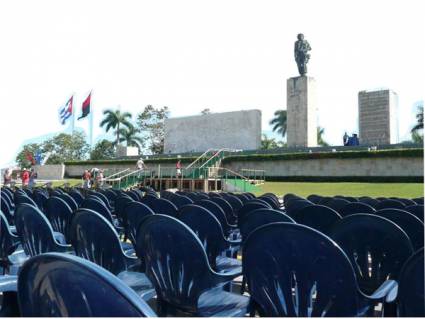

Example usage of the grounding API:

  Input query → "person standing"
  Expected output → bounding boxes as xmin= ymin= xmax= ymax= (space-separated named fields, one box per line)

xmin=343 ymin=132 xmax=349 ymax=146
xmin=82 ymin=170 xmax=91 ymax=189
xmin=176 ymin=159 xmax=182 ymax=177
xmin=28 ymin=168 xmax=37 ymax=189
xmin=21 ymin=168 xmax=30 ymax=187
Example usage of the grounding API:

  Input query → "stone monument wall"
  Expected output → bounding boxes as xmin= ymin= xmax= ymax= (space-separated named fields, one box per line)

xmin=164 ymin=110 xmax=261 ymax=153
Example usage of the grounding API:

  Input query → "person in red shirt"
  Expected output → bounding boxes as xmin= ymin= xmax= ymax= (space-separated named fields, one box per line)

xmin=82 ymin=170 xmax=91 ymax=189
xmin=21 ymin=168 xmax=30 ymax=187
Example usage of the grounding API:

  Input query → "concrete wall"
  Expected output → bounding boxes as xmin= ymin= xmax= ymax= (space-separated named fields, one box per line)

xmin=223 ymin=157 xmax=423 ymax=177
xmin=359 ymin=89 xmax=399 ymax=145
xmin=164 ymin=110 xmax=261 ymax=153
xmin=34 ymin=164 xmax=65 ymax=180
xmin=66 ymin=163 xmax=176 ymax=178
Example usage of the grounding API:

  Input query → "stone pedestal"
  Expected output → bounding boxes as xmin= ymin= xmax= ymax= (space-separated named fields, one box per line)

xmin=286 ymin=76 xmax=317 ymax=147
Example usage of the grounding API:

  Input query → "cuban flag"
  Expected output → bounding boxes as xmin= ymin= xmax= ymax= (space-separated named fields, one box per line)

xmin=59 ymin=96 xmax=73 ymax=125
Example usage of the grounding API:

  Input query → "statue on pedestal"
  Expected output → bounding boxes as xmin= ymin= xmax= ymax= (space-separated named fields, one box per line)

xmin=294 ymin=33 xmax=311 ymax=76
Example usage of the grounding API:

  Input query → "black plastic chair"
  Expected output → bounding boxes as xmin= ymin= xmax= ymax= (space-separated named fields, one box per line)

xmin=292 ymin=205 xmax=342 ymax=235
xmin=14 ymin=204 xmax=72 ymax=257
xmin=243 ymin=222 xmax=398 ymax=316
xmin=240 ymin=208 xmax=294 ymax=240
xmin=258 ymin=195 xmax=280 ymax=209
xmin=404 ymin=204 xmax=424 ymax=222
xmin=237 ymin=202 xmax=270 ymax=227
xmin=285 ymin=199 xmax=314 ymax=217
xmin=81 ymin=197 xmax=120 ymax=228
xmin=179 ymin=205 xmax=241 ymax=274
xmin=358 ymin=197 xmax=380 ymax=208
xmin=339 ymin=202 xmax=376 ymax=217
xmin=68 ymin=190 xmax=84 ymax=207
xmin=89 ymin=191 xmax=113 ymax=210
xmin=325 ymin=198 xmax=350 ymax=213
xmin=222 ymin=194 xmax=244 ymax=215
xmin=148 ymin=198 xmax=178 ymax=217
xmin=0 ymin=212 xmax=26 ymax=275
xmin=375 ymin=208 xmax=424 ymax=250
xmin=168 ymin=194 xmax=193 ymax=209
xmin=141 ymin=194 xmax=162 ymax=207
xmin=196 ymin=199 xmax=237 ymax=238
xmin=376 ymin=199 xmax=406 ymax=210
xmin=209 ymin=197 xmax=236 ymax=224
xmin=17 ymin=253 xmax=157 ymax=316
xmin=306 ymin=194 xmax=322 ymax=204
xmin=329 ymin=214 xmax=414 ymax=295
xmin=123 ymin=201 xmax=155 ymax=248
xmin=397 ymin=248 xmax=424 ymax=316
xmin=412 ymin=197 xmax=424 ymax=205
xmin=68 ymin=209 xmax=154 ymax=301
xmin=136 ymin=214 xmax=249 ymax=316
xmin=1 ymin=195 xmax=14 ymax=225
xmin=45 ymin=196 xmax=73 ymax=241
xmin=57 ymin=193 xmax=78 ymax=212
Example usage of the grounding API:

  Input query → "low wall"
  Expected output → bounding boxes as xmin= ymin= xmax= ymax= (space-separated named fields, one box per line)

xmin=222 ymin=157 xmax=423 ymax=179
xmin=34 ymin=164 xmax=65 ymax=180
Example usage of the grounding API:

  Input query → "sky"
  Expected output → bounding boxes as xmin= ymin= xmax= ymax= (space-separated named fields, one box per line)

xmin=0 ymin=0 xmax=424 ymax=167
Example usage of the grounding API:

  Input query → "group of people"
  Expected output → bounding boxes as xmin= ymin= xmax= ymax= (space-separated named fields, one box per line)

xmin=82 ymin=168 xmax=105 ymax=189
xmin=2 ymin=167 xmax=37 ymax=188
xmin=136 ymin=157 xmax=182 ymax=177
xmin=343 ymin=132 xmax=360 ymax=146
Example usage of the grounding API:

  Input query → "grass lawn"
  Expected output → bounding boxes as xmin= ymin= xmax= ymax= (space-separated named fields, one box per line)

xmin=34 ymin=179 xmax=82 ymax=188
xmin=254 ymin=182 xmax=424 ymax=199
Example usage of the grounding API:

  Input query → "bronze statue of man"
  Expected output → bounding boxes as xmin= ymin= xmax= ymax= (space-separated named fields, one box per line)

xmin=294 ymin=33 xmax=311 ymax=76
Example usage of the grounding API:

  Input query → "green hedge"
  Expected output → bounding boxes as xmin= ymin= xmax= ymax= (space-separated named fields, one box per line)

xmin=222 ymin=148 xmax=423 ymax=163
xmin=264 ymin=176 xmax=424 ymax=183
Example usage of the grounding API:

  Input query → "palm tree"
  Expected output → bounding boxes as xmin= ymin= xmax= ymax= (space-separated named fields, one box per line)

xmin=118 ymin=125 xmax=145 ymax=150
xmin=317 ymin=126 xmax=329 ymax=146
xmin=411 ymin=105 xmax=423 ymax=133
xmin=269 ymin=110 xmax=287 ymax=139
xmin=99 ymin=109 xmax=133 ymax=146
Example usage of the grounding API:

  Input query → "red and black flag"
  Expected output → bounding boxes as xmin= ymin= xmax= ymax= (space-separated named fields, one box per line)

xmin=78 ymin=92 xmax=91 ymax=120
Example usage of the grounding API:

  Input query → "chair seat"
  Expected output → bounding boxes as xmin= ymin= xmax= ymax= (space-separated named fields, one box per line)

xmin=7 ymin=249 xmax=29 ymax=275
xmin=117 ymin=271 xmax=155 ymax=301
xmin=53 ymin=231 xmax=66 ymax=245
xmin=215 ymin=256 xmax=242 ymax=275
xmin=197 ymin=286 xmax=249 ymax=317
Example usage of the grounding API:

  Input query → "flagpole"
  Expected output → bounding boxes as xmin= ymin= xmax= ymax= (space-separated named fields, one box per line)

xmin=89 ymin=91 xmax=94 ymax=147
xmin=71 ymin=94 xmax=75 ymax=134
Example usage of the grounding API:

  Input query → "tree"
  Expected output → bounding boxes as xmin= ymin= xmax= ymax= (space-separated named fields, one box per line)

xmin=269 ymin=110 xmax=287 ymax=139
xmin=90 ymin=139 xmax=116 ymax=160
xmin=118 ymin=125 xmax=144 ymax=150
xmin=201 ymin=108 xmax=211 ymax=115
xmin=42 ymin=131 xmax=90 ymax=164
xmin=99 ymin=109 xmax=133 ymax=146
xmin=411 ymin=104 xmax=423 ymax=133
xmin=411 ymin=131 xmax=424 ymax=144
xmin=15 ymin=143 xmax=42 ymax=168
xmin=317 ymin=126 xmax=329 ymax=146
xmin=136 ymin=105 xmax=169 ymax=154
xmin=261 ymin=134 xmax=285 ymax=150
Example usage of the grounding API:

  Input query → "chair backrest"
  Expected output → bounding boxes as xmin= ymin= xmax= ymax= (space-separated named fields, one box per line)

xmin=141 ymin=194 xmax=162 ymax=207
xmin=178 ymin=204 xmax=227 ymax=268
xmin=394 ymin=198 xmax=416 ymax=206
xmin=397 ymin=248 xmax=425 ymax=316
xmin=57 ymin=193 xmax=78 ymax=211
xmin=45 ymin=196 xmax=73 ymax=237
xmin=89 ymin=192 xmax=112 ymax=209
xmin=69 ymin=209 xmax=128 ymax=275
xmin=1 ymin=194 xmax=14 ymax=224
xmin=136 ymin=214 xmax=218 ymax=313
xmin=325 ymin=198 xmax=350 ymax=213
xmin=0 ymin=211 xmax=19 ymax=262
xmin=126 ymin=190 xmax=141 ymax=201
xmin=15 ymin=195 xmax=37 ymax=208
xmin=68 ymin=190 xmax=84 ymax=207
xmin=293 ymin=205 xmax=342 ymax=235
xmin=240 ymin=209 xmax=295 ymax=239
xmin=208 ymin=197 xmax=236 ymax=224
xmin=124 ymin=201 xmax=155 ymax=248
xmin=148 ymin=198 xmax=178 ymax=217
xmin=358 ymin=197 xmax=380 ymax=208
xmin=404 ymin=205 xmax=424 ymax=222
xmin=221 ymin=194 xmax=244 ymax=214
xmin=243 ymin=223 xmax=362 ymax=316
xmin=238 ymin=202 xmax=270 ymax=226
xmin=17 ymin=253 xmax=156 ymax=317
xmin=339 ymin=202 xmax=375 ymax=217
xmin=283 ymin=193 xmax=300 ymax=205
xmin=376 ymin=199 xmax=406 ymax=210
xmin=258 ymin=195 xmax=280 ymax=209
xmin=375 ymin=208 xmax=424 ymax=250
xmin=196 ymin=199 xmax=232 ymax=234
xmin=168 ymin=194 xmax=193 ymax=209
xmin=329 ymin=214 xmax=414 ymax=294
xmin=81 ymin=198 xmax=114 ymax=223
xmin=412 ymin=197 xmax=424 ymax=205
xmin=31 ymin=190 xmax=48 ymax=211
xmin=306 ymin=194 xmax=322 ymax=204
xmin=14 ymin=203 xmax=63 ymax=257
xmin=285 ymin=199 xmax=314 ymax=217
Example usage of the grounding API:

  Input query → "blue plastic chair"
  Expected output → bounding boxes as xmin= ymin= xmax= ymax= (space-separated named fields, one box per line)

xmin=306 ymin=194 xmax=322 ymax=204
xmin=376 ymin=199 xmax=406 ymax=210
xmin=238 ymin=202 xmax=270 ymax=227
xmin=196 ymin=199 xmax=237 ymax=238
xmin=329 ymin=214 xmax=414 ymax=295
xmin=258 ymin=195 xmax=280 ymax=209
xmin=148 ymin=198 xmax=178 ymax=217
xmin=136 ymin=214 xmax=249 ymax=316
xmin=358 ymin=197 xmax=380 ymax=208
xmin=1 ymin=195 xmax=14 ymax=225
xmin=31 ymin=190 xmax=48 ymax=212
xmin=123 ymin=201 xmax=155 ymax=249
xmin=209 ymin=197 xmax=237 ymax=224
xmin=404 ymin=204 xmax=424 ymax=222
xmin=325 ymin=198 xmax=350 ymax=213
xmin=289 ymin=204 xmax=341 ymax=235
xmin=89 ymin=191 xmax=113 ymax=210
xmin=243 ymin=222 xmax=398 ymax=316
xmin=140 ymin=194 xmax=160 ymax=206
xmin=179 ymin=204 xmax=241 ymax=274
xmin=14 ymin=204 xmax=72 ymax=257
xmin=339 ymin=202 xmax=376 ymax=217
xmin=168 ymin=194 xmax=193 ymax=209
xmin=397 ymin=248 xmax=424 ymax=316
xmin=68 ymin=209 xmax=155 ymax=300
xmin=17 ymin=253 xmax=157 ymax=317
xmin=45 ymin=196 xmax=73 ymax=241
xmin=285 ymin=199 xmax=314 ymax=217
xmin=57 ymin=193 xmax=78 ymax=212
xmin=81 ymin=197 xmax=120 ymax=228
xmin=68 ymin=190 xmax=84 ymax=207
xmin=221 ymin=194 xmax=244 ymax=215
xmin=283 ymin=193 xmax=300 ymax=205
xmin=375 ymin=208 xmax=424 ymax=250
xmin=240 ymin=208 xmax=295 ymax=240
xmin=0 ymin=212 xmax=27 ymax=275
xmin=0 ymin=274 xmax=18 ymax=316
xmin=14 ymin=195 xmax=37 ymax=208
xmin=413 ymin=197 xmax=424 ymax=205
